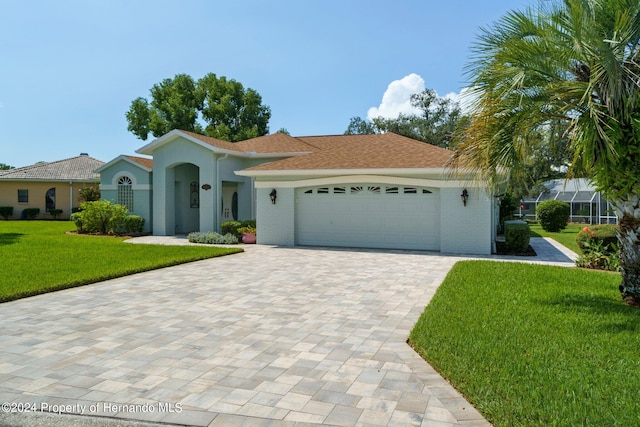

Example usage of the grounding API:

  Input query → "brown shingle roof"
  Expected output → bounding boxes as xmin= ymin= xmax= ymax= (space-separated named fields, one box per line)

xmin=180 ymin=130 xmax=240 ymax=152
xmin=0 ymin=155 xmax=104 ymax=181
xmin=243 ymin=133 xmax=452 ymax=171
xmin=234 ymin=132 xmax=316 ymax=153
xmin=126 ymin=156 xmax=153 ymax=169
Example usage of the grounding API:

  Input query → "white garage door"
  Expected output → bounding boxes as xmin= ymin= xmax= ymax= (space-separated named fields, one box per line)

xmin=295 ymin=184 xmax=440 ymax=250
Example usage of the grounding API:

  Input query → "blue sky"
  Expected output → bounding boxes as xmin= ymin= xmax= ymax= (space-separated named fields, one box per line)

xmin=1 ymin=0 xmax=533 ymax=167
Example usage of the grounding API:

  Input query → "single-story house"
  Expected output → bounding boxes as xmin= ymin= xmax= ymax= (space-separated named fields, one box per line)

xmin=0 ymin=153 xmax=104 ymax=220
xmin=98 ymin=130 xmax=498 ymax=254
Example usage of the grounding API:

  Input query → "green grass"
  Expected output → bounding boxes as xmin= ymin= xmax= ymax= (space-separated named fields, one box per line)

xmin=0 ymin=221 xmax=242 ymax=302
xmin=409 ymin=261 xmax=636 ymax=427
xmin=529 ymin=223 xmax=584 ymax=254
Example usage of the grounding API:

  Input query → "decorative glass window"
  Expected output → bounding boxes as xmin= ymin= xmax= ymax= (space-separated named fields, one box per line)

xmin=45 ymin=188 xmax=56 ymax=211
xmin=18 ymin=189 xmax=28 ymax=203
xmin=368 ymin=186 xmax=381 ymax=193
xmin=304 ymin=189 xmax=313 ymax=194
xmin=403 ymin=187 xmax=417 ymax=194
xmin=350 ymin=186 xmax=363 ymax=194
xmin=422 ymin=189 xmax=432 ymax=194
xmin=117 ymin=176 xmax=134 ymax=211
xmin=317 ymin=187 xmax=329 ymax=194
xmin=190 ymin=181 xmax=199 ymax=208
xmin=385 ymin=187 xmax=398 ymax=194
xmin=333 ymin=187 xmax=346 ymax=194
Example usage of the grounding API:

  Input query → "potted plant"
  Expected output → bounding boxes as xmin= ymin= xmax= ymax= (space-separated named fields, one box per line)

xmin=237 ymin=226 xmax=256 ymax=244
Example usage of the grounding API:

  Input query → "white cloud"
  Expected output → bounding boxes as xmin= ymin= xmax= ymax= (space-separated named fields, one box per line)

xmin=367 ymin=73 xmax=425 ymax=120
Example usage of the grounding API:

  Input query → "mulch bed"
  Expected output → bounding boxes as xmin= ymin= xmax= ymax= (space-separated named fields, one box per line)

xmin=495 ymin=241 xmax=537 ymax=256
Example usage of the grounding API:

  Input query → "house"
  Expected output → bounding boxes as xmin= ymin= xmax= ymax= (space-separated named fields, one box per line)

xmin=519 ymin=178 xmax=616 ymax=225
xmin=0 ymin=154 xmax=104 ymax=220
xmin=98 ymin=130 xmax=497 ymax=254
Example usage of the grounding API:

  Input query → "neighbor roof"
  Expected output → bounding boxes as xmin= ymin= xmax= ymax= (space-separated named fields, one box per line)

xmin=0 ymin=154 xmax=104 ymax=181
xmin=241 ymin=133 xmax=453 ymax=171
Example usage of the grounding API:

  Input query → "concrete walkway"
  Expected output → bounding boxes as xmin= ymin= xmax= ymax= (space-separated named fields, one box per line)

xmin=0 ymin=240 xmax=577 ymax=427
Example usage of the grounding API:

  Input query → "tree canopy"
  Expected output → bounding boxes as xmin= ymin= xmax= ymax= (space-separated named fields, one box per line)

xmin=126 ymin=73 xmax=271 ymax=142
xmin=0 ymin=163 xmax=14 ymax=170
xmin=345 ymin=89 xmax=468 ymax=150
xmin=451 ymin=0 xmax=640 ymax=304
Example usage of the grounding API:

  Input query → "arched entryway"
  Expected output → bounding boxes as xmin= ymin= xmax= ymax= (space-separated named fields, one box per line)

xmin=173 ymin=163 xmax=200 ymax=233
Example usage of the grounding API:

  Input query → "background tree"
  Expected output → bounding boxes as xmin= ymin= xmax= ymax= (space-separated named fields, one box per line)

xmin=451 ymin=0 xmax=640 ymax=305
xmin=0 ymin=163 xmax=14 ymax=170
xmin=126 ymin=73 xmax=271 ymax=142
xmin=345 ymin=89 xmax=469 ymax=149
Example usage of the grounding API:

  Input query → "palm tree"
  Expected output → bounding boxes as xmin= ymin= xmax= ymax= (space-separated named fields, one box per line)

xmin=452 ymin=0 xmax=640 ymax=305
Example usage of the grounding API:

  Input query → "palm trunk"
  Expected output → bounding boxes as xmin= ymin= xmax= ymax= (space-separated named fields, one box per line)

xmin=611 ymin=196 xmax=640 ymax=307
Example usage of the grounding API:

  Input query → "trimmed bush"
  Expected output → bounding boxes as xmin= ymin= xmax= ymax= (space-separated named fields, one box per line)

xmin=0 ymin=206 xmax=13 ymax=220
xmin=124 ymin=215 xmax=145 ymax=234
xmin=48 ymin=209 xmax=63 ymax=219
xmin=221 ymin=220 xmax=242 ymax=237
xmin=536 ymin=200 xmax=570 ymax=232
xmin=576 ymin=224 xmax=619 ymax=252
xmin=22 ymin=208 xmax=40 ymax=219
xmin=499 ymin=193 xmax=518 ymax=231
xmin=504 ymin=220 xmax=530 ymax=252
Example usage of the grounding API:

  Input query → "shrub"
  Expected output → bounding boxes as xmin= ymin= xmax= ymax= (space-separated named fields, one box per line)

xmin=504 ymin=220 xmax=530 ymax=252
xmin=78 ymin=184 xmax=101 ymax=202
xmin=71 ymin=212 xmax=84 ymax=233
xmin=22 ymin=208 xmax=40 ymax=219
xmin=499 ymin=193 xmax=518 ymax=231
xmin=74 ymin=201 xmax=128 ymax=234
xmin=240 ymin=219 xmax=257 ymax=228
xmin=536 ymin=200 xmax=570 ymax=232
xmin=188 ymin=231 xmax=239 ymax=244
xmin=124 ymin=215 xmax=145 ymax=234
xmin=221 ymin=220 xmax=242 ymax=237
xmin=576 ymin=239 xmax=621 ymax=272
xmin=48 ymin=209 xmax=63 ymax=219
xmin=576 ymin=224 xmax=619 ymax=252
xmin=0 ymin=206 xmax=13 ymax=220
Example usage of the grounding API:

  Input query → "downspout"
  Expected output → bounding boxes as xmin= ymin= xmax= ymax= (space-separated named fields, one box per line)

xmin=215 ymin=153 xmax=229 ymax=232
xmin=69 ymin=181 xmax=73 ymax=218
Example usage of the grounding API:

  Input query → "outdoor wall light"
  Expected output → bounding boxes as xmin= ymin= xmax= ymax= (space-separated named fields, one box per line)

xmin=269 ymin=189 xmax=277 ymax=204
xmin=461 ymin=188 xmax=469 ymax=207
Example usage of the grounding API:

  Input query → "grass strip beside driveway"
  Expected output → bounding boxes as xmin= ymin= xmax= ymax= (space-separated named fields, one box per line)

xmin=0 ymin=221 xmax=242 ymax=303
xmin=410 ymin=260 xmax=630 ymax=427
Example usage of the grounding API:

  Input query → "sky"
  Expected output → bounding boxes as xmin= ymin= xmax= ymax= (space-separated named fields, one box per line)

xmin=1 ymin=0 xmax=534 ymax=167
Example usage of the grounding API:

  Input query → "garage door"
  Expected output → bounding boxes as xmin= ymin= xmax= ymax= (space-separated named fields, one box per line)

xmin=295 ymin=184 xmax=440 ymax=250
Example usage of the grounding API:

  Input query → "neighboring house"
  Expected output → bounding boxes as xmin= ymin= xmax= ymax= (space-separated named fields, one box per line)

xmin=0 ymin=154 xmax=104 ymax=220
xmin=520 ymin=178 xmax=616 ymax=225
xmin=99 ymin=130 xmax=497 ymax=254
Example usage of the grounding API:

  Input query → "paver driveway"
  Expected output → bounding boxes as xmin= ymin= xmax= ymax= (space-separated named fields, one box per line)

xmin=0 ymin=245 xmax=491 ymax=426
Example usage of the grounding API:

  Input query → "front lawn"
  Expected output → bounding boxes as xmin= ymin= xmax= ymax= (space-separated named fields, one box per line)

xmin=410 ymin=261 xmax=634 ymax=427
xmin=529 ymin=223 xmax=583 ymax=254
xmin=0 ymin=221 xmax=242 ymax=302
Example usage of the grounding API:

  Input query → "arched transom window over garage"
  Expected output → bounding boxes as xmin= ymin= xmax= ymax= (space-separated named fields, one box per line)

xmin=117 ymin=176 xmax=134 ymax=211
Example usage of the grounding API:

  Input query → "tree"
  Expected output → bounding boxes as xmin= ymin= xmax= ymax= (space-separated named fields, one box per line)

xmin=126 ymin=73 xmax=271 ymax=142
xmin=0 ymin=163 xmax=14 ymax=170
xmin=345 ymin=89 xmax=469 ymax=149
xmin=451 ymin=0 xmax=640 ymax=305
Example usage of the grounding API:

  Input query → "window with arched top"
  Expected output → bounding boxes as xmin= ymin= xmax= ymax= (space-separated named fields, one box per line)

xmin=117 ymin=176 xmax=134 ymax=211
xmin=45 ymin=188 xmax=56 ymax=211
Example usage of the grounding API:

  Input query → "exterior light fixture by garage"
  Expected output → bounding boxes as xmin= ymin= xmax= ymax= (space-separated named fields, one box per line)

xmin=269 ymin=189 xmax=277 ymax=204
xmin=201 ymin=184 xmax=212 ymax=190
xmin=461 ymin=188 xmax=469 ymax=206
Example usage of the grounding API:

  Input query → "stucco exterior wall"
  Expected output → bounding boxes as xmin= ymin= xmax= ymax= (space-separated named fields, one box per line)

xmin=256 ymin=187 xmax=295 ymax=246
xmin=439 ymin=187 xmax=492 ymax=255
xmin=0 ymin=180 xmax=93 ymax=219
